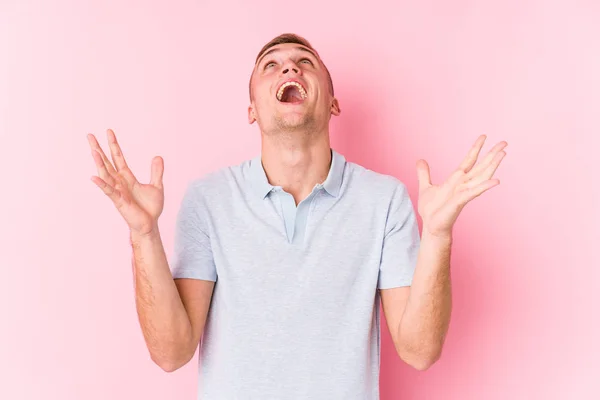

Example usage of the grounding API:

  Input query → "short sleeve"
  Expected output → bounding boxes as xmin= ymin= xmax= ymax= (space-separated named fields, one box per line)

xmin=170 ymin=181 xmax=217 ymax=281
xmin=377 ymin=181 xmax=421 ymax=289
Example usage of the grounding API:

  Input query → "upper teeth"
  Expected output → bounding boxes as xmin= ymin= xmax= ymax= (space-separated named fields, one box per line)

xmin=277 ymin=81 xmax=307 ymax=101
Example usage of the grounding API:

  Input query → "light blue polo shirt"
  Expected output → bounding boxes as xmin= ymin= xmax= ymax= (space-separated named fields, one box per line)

xmin=170 ymin=149 xmax=421 ymax=399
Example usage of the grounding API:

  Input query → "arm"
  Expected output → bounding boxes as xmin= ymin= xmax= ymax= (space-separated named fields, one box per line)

xmin=381 ymin=135 xmax=507 ymax=370
xmin=131 ymin=226 xmax=214 ymax=372
xmin=380 ymin=232 xmax=452 ymax=370
xmin=87 ymin=129 xmax=215 ymax=373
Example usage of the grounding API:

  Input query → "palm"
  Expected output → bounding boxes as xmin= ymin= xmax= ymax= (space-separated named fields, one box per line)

xmin=417 ymin=135 xmax=507 ymax=237
xmin=418 ymin=182 xmax=458 ymax=235
xmin=130 ymin=182 xmax=164 ymax=221
xmin=88 ymin=129 xmax=165 ymax=235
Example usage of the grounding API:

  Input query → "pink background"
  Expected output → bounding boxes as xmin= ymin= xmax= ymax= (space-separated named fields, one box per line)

xmin=1 ymin=0 xmax=598 ymax=399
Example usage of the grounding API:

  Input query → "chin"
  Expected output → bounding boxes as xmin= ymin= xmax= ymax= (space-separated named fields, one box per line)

xmin=274 ymin=114 xmax=317 ymax=133
xmin=281 ymin=114 xmax=307 ymax=126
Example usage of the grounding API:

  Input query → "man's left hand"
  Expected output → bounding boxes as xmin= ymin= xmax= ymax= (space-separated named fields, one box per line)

xmin=416 ymin=135 xmax=508 ymax=238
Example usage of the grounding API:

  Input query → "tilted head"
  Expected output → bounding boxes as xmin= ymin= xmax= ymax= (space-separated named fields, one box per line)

xmin=248 ymin=33 xmax=340 ymax=136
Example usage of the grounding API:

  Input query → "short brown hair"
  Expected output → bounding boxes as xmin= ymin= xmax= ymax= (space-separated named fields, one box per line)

xmin=249 ymin=33 xmax=335 ymax=100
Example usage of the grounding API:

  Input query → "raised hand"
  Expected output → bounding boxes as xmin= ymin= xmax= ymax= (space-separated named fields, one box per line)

xmin=88 ymin=129 xmax=165 ymax=236
xmin=416 ymin=135 xmax=507 ymax=237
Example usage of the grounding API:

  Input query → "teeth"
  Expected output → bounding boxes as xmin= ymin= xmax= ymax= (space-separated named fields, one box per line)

xmin=276 ymin=81 xmax=308 ymax=101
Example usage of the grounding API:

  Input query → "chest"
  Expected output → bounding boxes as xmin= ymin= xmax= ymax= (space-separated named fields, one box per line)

xmin=206 ymin=194 xmax=387 ymax=303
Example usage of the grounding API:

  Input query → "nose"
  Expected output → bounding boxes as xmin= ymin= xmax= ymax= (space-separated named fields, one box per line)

xmin=282 ymin=66 xmax=299 ymax=74
xmin=281 ymin=59 xmax=300 ymax=75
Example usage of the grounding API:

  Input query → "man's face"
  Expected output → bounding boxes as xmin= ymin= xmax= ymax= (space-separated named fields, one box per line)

xmin=248 ymin=43 xmax=340 ymax=134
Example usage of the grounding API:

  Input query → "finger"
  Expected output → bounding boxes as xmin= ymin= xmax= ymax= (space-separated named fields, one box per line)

xmin=464 ymin=151 xmax=506 ymax=189
xmin=87 ymin=133 xmax=118 ymax=177
xmin=457 ymin=179 xmax=500 ymax=204
xmin=90 ymin=175 xmax=122 ymax=205
xmin=416 ymin=159 xmax=431 ymax=193
xmin=106 ymin=129 xmax=138 ymax=184
xmin=465 ymin=141 xmax=508 ymax=181
xmin=458 ymin=135 xmax=487 ymax=173
xmin=90 ymin=148 xmax=117 ymax=187
xmin=446 ymin=167 xmax=467 ymax=189
xmin=150 ymin=156 xmax=164 ymax=189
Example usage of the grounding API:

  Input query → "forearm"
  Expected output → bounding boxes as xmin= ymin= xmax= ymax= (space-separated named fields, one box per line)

xmin=130 ymin=226 xmax=193 ymax=368
xmin=397 ymin=232 xmax=452 ymax=369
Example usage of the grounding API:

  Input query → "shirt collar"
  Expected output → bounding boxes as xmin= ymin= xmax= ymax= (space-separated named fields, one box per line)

xmin=249 ymin=149 xmax=346 ymax=199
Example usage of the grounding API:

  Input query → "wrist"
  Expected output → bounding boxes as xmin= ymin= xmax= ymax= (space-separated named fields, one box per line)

xmin=130 ymin=223 xmax=160 ymax=243
xmin=421 ymin=228 xmax=453 ymax=244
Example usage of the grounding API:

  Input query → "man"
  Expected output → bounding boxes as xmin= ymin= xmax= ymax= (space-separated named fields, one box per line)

xmin=87 ymin=33 xmax=507 ymax=399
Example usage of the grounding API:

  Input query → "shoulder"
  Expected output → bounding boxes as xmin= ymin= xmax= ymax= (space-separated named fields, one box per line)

xmin=183 ymin=158 xmax=252 ymax=201
xmin=344 ymin=160 xmax=410 ymax=200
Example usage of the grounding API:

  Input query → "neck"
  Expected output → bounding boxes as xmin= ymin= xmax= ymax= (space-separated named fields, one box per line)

xmin=260 ymin=130 xmax=332 ymax=205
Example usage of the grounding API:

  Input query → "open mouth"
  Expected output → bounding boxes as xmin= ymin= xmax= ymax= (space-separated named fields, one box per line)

xmin=276 ymin=81 xmax=308 ymax=103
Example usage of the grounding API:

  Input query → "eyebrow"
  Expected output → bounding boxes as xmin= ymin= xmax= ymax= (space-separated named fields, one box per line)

xmin=255 ymin=46 xmax=319 ymax=67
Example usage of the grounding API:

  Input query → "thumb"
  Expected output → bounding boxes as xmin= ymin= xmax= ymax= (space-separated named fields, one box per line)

xmin=416 ymin=159 xmax=431 ymax=192
xmin=150 ymin=156 xmax=164 ymax=188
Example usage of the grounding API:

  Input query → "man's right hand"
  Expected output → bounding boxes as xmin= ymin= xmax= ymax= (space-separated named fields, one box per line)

xmin=88 ymin=129 xmax=164 ymax=236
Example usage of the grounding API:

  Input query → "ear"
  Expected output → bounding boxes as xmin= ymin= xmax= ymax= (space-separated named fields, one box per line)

xmin=248 ymin=104 xmax=256 ymax=124
xmin=330 ymin=98 xmax=341 ymax=116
